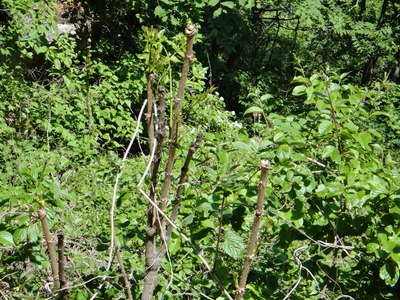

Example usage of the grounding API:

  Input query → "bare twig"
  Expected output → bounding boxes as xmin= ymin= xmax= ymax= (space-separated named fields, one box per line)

xmin=91 ymin=99 xmax=148 ymax=300
xmin=283 ymin=245 xmax=320 ymax=300
xmin=115 ymin=248 xmax=133 ymax=300
xmin=108 ymin=99 xmax=148 ymax=271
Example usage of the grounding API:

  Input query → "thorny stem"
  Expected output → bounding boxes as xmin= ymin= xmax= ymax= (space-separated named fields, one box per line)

xmin=235 ymin=160 xmax=270 ymax=300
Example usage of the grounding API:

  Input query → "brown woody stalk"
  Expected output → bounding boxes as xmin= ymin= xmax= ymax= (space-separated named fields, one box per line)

xmin=85 ymin=35 xmax=93 ymax=133
xmin=235 ymin=160 xmax=270 ymax=300
xmin=38 ymin=207 xmax=60 ymax=291
xmin=160 ymin=132 xmax=204 ymax=254
xmin=142 ymin=24 xmax=196 ymax=300
xmin=146 ymin=73 xmax=156 ymax=152
xmin=116 ymin=248 xmax=133 ymax=300
xmin=57 ymin=231 xmax=70 ymax=299
xmin=143 ymin=87 xmax=166 ymax=299
xmin=158 ymin=23 xmax=196 ymax=213
xmin=143 ymin=132 xmax=204 ymax=298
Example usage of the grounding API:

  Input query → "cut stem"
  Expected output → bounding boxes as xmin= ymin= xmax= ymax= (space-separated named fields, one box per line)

xmin=235 ymin=160 xmax=270 ymax=300
xmin=38 ymin=207 xmax=60 ymax=291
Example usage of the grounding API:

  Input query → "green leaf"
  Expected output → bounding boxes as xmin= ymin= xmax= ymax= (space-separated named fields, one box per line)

xmin=213 ymin=7 xmax=222 ymax=17
xmin=244 ymin=106 xmax=264 ymax=115
xmin=276 ymin=145 xmax=291 ymax=163
xmin=221 ymin=1 xmax=235 ymax=8
xmin=380 ymin=263 xmax=400 ymax=286
xmin=356 ymin=132 xmax=372 ymax=150
xmin=54 ymin=58 xmax=61 ymax=70
xmin=222 ymin=230 xmax=245 ymax=259
xmin=261 ymin=94 xmax=273 ymax=101
xmin=154 ymin=5 xmax=165 ymax=17
xmin=232 ymin=141 xmax=253 ymax=151
xmin=273 ymin=132 xmax=286 ymax=143
xmin=0 ymin=231 xmax=15 ymax=246
xmin=344 ymin=120 xmax=358 ymax=133
xmin=322 ymin=145 xmax=336 ymax=159
xmin=292 ymin=85 xmax=307 ymax=96
xmin=209 ymin=0 xmax=219 ymax=6
xmin=318 ymin=120 xmax=334 ymax=135
xmin=62 ymin=75 xmax=72 ymax=90
xmin=13 ymin=228 xmax=28 ymax=244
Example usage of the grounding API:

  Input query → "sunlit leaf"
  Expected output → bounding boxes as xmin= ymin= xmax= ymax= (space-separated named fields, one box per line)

xmin=222 ymin=230 xmax=245 ymax=259
xmin=0 ymin=231 xmax=15 ymax=246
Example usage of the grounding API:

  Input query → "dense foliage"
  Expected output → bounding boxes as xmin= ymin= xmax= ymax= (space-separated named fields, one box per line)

xmin=0 ymin=0 xmax=399 ymax=299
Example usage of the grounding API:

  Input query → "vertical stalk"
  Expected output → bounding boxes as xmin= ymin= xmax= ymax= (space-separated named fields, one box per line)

xmin=235 ymin=160 xmax=270 ymax=300
xmin=158 ymin=23 xmax=196 ymax=213
xmin=142 ymin=24 xmax=197 ymax=300
xmin=116 ymin=248 xmax=133 ymax=300
xmin=57 ymin=231 xmax=70 ymax=299
xmin=38 ymin=207 xmax=60 ymax=291
xmin=85 ymin=34 xmax=93 ymax=133
xmin=146 ymin=73 xmax=156 ymax=152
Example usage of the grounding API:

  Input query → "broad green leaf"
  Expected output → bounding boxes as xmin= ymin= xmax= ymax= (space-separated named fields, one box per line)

xmin=0 ymin=231 xmax=15 ymax=246
xmin=27 ymin=224 xmax=39 ymax=243
xmin=380 ymin=263 xmax=400 ymax=286
xmin=13 ymin=228 xmax=28 ymax=244
xmin=217 ymin=150 xmax=228 ymax=164
xmin=322 ymin=145 xmax=336 ymax=159
xmin=276 ymin=145 xmax=291 ymax=163
xmin=232 ymin=141 xmax=252 ymax=151
xmin=318 ymin=120 xmax=334 ymax=135
xmin=209 ymin=0 xmax=219 ymax=6
xmin=260 ymin=94 xmax=273 ymax=101
xmin=391 ymin=253 xmax=400 ymax=268
xmin=201 ymin=219 xmax=215 ymax=228
xmin=366 ymin=242 xmax=380 ymax=256
xmin=64 ymin=57 xmax=72 ymax=68
xmin=316 ymin=99 xmax=329 ymax=111
xmin=154 ymin=5 xmax=165 ymax=17
xmin=213 ymin=7 xmax=222 ymax=17
xmin=244 ymin=106 xmax=264 ymax=115
xmin=221 ymin=1 xmax=235 ymax=9
xmin=62 ymin=75 xmax=72 ymax=90
xmin=273 ymin=132 xmax=286 ymax=143
xmin=222 ymin=230 xmax=245 ymax=259
xmin=356 ymin=132 xmax=372 ymax=150
xmin=292 ymin=76 xmax=309 ymax=83
xmin=344 ymin=120 xmax=358 ymax=133
xmin=292 ymin=85 xmax=307 ymax=96
xmin=169 ymin=236 xmax=181 ymax=255
xmin=54 ymin=58 xmax=61 ymax=70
